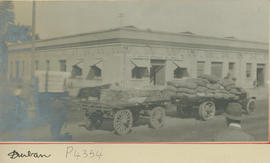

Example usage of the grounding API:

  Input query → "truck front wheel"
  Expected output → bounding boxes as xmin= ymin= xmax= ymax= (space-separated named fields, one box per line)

xmin=149 ymin=106 xmax=165 ymax=129
xmin=199 ymin=101 xmax=216 ymax=121
xmin=246 ymin=99 xmax=256 ymax=114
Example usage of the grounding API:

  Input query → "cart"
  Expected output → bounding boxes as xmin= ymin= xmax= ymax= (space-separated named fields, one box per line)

xmin=79 ymin=93 xmax=169 ymax=135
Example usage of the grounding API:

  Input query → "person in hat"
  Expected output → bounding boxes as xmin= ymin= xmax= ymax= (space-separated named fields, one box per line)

xmin=214 ymin=102 xmax=254 ymax=142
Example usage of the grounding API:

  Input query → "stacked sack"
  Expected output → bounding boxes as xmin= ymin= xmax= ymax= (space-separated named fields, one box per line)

xmin=100 ymin=87 xmax=170 ymax=107
xmin=166 ymin=74 xmax=247 ymax=101
xmin=166 ymin=79 xmax=198 ymax=99
xmin=218 ymin=78 xmax=247 ymax=100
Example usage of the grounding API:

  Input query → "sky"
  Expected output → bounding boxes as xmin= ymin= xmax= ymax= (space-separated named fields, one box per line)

xmin=12 ymin=0 xmax=269 ymax=42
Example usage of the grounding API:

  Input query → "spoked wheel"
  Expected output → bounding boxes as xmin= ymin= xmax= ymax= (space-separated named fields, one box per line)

xmin=149 ymin=106 xmax=166 ymax=129
xmin=246 ymin=99 xmax=256 ymax=114
xmin=113 ymin=110 xmax=133 ymax=135
xmin=199 ymin=101 xmax=216 ymax=121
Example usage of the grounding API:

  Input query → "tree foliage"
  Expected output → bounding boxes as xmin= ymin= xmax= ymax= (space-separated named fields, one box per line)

xmin=0 ymin=1 xmax=32 ymax=72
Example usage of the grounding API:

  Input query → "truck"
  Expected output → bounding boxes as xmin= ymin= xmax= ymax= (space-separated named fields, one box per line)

xmin=167 ymin=75 xmax=256 ymax=121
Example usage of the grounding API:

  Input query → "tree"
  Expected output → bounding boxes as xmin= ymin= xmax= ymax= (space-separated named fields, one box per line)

xmin=0 ymin=1 xmax=32 ymax=80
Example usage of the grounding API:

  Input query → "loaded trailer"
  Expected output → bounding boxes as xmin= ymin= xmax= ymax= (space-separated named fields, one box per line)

xmin=167 ymin=75 xmax=256 ymax=121
xmin=77 ymin=86 xmax=170 ymax=135
xmin=80 ymin=100 xmax=167 ymax=135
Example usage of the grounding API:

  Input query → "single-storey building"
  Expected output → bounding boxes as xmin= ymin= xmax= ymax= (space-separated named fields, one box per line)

xmin=7 ymin=26 xmax=269 ymax=90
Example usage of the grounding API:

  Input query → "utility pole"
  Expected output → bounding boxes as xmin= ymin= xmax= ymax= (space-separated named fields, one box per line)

xmin=31 ymin=0 xmax=36 ymax=82
xmin=118 ymin=13 xmax=126 ymax=87
xmin=29 ymin=0 xmax=36 ymax=119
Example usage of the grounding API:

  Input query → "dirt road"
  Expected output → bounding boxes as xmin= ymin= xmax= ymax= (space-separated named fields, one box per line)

xmin=0 ymin=98 xmax=268 ymax=142
xmin=62 ymin=99 xmax=268 ymax=142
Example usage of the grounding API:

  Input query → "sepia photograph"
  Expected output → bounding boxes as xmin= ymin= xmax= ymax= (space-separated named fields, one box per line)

xmin=0 ymin=0 xmax=268 ymax=142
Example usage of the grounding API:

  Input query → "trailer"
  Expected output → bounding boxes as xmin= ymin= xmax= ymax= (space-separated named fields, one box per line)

xmin=167 ymin=75 xmax=256 ymax=121
xmin=78 ymin=87 xmax=169 ymax=135
xmin=171 ymin=93 xmax=256 ymax=121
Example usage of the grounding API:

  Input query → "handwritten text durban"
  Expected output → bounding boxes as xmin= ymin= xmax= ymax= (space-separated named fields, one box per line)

xmin=8 ymin=150 xmax=51 ymax=159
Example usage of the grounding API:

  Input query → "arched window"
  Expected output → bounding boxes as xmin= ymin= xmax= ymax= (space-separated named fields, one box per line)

xmin=174 ymin=67 xmax=189 ymax=79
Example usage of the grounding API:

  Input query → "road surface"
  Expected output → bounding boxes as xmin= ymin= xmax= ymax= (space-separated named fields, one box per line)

xmin=0 ymin=98 xmax=268 ymax=142
xmin=63 ymin=99 xmax=269 ymax=142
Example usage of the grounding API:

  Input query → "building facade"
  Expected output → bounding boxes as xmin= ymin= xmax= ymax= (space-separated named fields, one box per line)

xmin=8 ymin=26 xmax=269 ymax=90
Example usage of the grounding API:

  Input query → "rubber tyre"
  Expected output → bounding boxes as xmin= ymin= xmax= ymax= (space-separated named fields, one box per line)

xmin=113 ymin=110 xmax=133 ymax=135
xmin=199 ymin=101 xmax=216 ymax=121
xmin=149 ymin=106 xmax=166 ymax=129
xmin=246 ymin=99 xmax=256 ymax=114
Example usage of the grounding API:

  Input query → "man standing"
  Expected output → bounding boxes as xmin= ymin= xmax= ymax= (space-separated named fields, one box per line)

xmin=49 ymin=95 xmax=72 ymax=141
xmin=214 ymin=102 xmax=254 ymax=142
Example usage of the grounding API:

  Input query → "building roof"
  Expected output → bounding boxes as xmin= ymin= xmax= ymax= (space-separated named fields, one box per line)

xmin=8 ymin=26 xmax=268 ymax=53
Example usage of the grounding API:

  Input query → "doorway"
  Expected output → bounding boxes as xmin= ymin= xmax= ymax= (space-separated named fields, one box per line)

xmin=257 ymin=64 xmax=265 ymax=87
xmin=150 ymin=59 xmax=166 ymax=86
